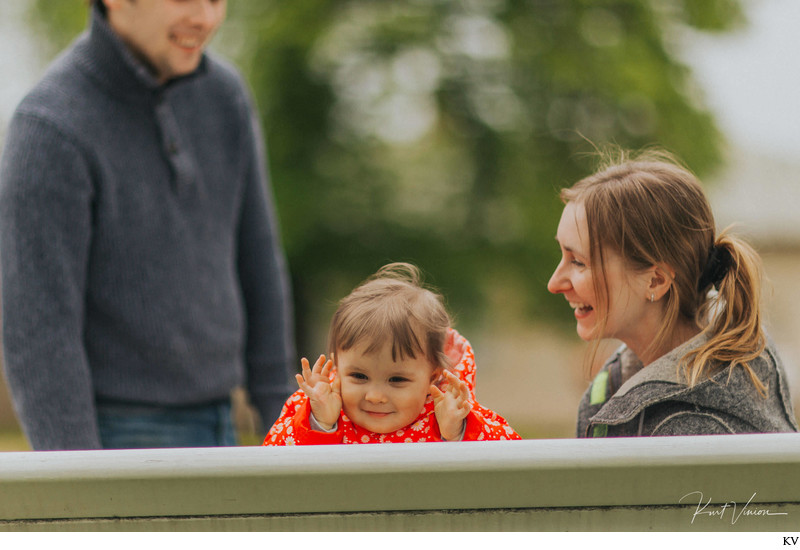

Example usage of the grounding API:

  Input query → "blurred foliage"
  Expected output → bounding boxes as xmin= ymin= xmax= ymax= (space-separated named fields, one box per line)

xmin=23 ymin=0 xmax=90 ymax=54
xmin=28 ymin=0 xmax=744 ymax=351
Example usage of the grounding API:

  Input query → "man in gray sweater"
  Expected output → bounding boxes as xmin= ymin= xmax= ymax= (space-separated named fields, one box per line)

xmin=0 ymin=0 xmax=295 ymax=450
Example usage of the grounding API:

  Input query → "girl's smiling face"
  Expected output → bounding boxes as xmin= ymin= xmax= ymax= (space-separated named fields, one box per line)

xmin=547 ymin=201 xmax=651 ymax=345
xmin=336 ymin=341 xmax=440 ymax=434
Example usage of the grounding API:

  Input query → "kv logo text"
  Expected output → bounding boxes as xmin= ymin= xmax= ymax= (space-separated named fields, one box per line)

xmin=785 ymin=537 xmax=799 ymax=546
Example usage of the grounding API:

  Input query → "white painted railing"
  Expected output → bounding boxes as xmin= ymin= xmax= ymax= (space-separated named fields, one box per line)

xmin=0 ymin=433 xmax=798 ymax=531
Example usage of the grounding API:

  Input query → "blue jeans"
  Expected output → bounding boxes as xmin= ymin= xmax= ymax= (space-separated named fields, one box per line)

xmin=96 ymin=399 xmax=237 ymax=449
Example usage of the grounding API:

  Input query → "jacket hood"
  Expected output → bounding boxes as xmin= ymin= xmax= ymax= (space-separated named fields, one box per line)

xmin=587 ymin=331 xmax=798 ymax=435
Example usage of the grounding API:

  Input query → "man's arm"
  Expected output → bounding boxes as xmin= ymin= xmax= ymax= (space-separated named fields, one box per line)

xmin=0 ymin=113 xmax=101 ymax=450
xmin=236 ymin=98 xmax=296 ymax=431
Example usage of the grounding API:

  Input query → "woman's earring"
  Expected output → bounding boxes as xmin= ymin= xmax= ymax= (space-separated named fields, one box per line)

xmin=649 ymin=293 xmax=655 ymax=303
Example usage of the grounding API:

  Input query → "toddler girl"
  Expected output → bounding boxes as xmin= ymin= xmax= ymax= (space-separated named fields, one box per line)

xmin=263 ymin=263 xmax=520 ymax=445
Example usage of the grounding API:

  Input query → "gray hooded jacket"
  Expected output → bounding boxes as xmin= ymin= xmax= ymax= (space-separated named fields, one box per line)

xmin=577 ymin=332 xmax=799 ymax=437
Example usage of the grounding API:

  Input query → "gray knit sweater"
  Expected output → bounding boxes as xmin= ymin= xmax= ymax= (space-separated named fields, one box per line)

xmin=577 ymin=332 xmax=799 ymax=438
xmin=0 ymin=8 xmax=295 ymax=450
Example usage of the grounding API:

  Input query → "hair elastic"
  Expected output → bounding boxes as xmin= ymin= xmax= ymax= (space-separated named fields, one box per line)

xmin=697 ymin=244 xmax=733 ymax=291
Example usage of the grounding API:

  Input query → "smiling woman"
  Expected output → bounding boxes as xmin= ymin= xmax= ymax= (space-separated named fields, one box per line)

xmin=548 ymin=148 xmax=799 ymax=438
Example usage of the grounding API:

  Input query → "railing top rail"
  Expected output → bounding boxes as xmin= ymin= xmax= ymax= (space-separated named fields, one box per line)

xmin=1 ymin=433 xmax=798 ymax=522
xmin=2 ymin=433 xmax=799 ymax=476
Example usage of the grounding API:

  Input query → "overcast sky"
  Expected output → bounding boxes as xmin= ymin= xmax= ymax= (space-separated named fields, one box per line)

xmin=681 ymin=0 xmax=800 ymax=161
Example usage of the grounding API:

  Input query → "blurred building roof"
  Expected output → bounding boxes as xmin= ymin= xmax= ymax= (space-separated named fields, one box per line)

xmin=708 ymin=146 xmax=800 ymax=249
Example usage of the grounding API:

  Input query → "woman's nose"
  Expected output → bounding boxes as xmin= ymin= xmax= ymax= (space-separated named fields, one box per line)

xmin=547 ymin=262 xmax=569 ymax=294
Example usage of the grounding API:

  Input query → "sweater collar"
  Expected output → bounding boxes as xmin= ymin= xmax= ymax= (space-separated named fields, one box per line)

xmin=78 ymin=5 xmax=208 ymax=99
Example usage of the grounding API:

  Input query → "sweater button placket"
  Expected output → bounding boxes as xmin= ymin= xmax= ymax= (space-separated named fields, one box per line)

xmin=155 ymin=95 xmax=187 ymax=194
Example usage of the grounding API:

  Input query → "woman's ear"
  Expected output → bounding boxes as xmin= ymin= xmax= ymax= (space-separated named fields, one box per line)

xmin=647 ymin=263 xmax=676 ymax=301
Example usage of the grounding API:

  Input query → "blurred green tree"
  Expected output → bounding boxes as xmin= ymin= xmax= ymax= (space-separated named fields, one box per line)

xmin=27 ymin=0 xmax=744 ymax=351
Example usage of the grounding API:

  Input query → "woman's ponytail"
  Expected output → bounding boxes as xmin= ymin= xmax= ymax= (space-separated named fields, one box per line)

xmin=684 ymin=232 xmax=767 ymax=393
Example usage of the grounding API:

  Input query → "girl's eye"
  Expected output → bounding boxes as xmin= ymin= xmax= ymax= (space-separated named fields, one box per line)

xmin=349 ymin=372 xmax=368 ymax=381
xmin=389 ymin=377 xmax=410 ymax=384
xmin=571 ymin=259 xmax=586 ymax=268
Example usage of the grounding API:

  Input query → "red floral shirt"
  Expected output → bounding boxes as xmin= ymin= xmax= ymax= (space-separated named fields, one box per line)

xmin=263 ymin=329 xmax=521 ymax=445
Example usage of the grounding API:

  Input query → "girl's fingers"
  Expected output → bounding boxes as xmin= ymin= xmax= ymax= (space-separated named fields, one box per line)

xmin=299 ymin=358 xmax=313 ymax=385
xmin=295 ymin=373 xmax=311 ymax=394
xmin=433 ymin=372 xmax=472 ymax=417
xmin=443 ymin=371 xmax=456 ymax=392
xmin=321 ymin=359 xmax=333 ymax=378
xmin=312 ymin=354 xmax=327 ymax=372
xmin=445 ymin=372 xmax=467 ymax=398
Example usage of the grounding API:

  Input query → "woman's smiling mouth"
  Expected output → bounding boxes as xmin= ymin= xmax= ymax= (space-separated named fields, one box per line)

xmin=570 ymin=301 xmax=594 ymax=318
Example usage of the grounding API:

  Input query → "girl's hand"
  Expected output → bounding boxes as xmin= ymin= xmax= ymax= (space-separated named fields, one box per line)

xmin=296 ymin=355 xmax=341 ymax=430
xmin=431 ymin=370 xmax=472 ymax=441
